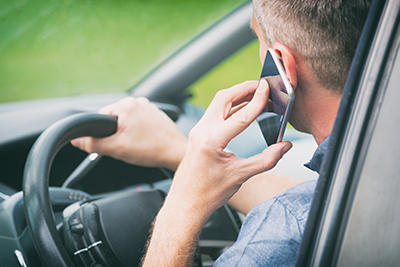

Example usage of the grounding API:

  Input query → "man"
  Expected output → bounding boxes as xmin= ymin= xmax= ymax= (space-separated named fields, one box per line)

xmin=72 ymin=0 xmax=371 ymax=265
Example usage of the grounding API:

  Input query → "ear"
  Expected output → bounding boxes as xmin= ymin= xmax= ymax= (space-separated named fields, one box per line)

xmin=273 ymin=43 xmax=298 ymax=90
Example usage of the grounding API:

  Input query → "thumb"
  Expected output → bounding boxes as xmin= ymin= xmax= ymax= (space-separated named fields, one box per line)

xmin=70 ymin=138 xmax=82 ymax=149
xmin=238 ymin=141 xmax=292 ymax=180
xmin=71 ymin=137 xmax=97 ymax=154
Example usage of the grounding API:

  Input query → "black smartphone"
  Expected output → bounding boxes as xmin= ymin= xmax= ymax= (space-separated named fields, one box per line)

xmin=256 ymin=48 xmax=294 ymax=146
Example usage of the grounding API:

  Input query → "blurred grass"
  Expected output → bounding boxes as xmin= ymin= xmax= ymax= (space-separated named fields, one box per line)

xmin=189 ymin=40 xmax=260 ymax=108
xmin=0 ymin=0 xmax=254 ymax=105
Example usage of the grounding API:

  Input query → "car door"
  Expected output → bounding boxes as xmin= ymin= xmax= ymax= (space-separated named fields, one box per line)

xmin=295 ymin=0 xmax=400 ymax=266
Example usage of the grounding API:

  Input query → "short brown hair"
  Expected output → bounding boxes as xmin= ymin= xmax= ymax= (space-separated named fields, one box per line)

xmin=253 ymin=0 xmax=371 ymax=93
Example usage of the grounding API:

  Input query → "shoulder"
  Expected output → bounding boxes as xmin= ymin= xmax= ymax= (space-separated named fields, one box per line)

xmin=272 ymin=179 xmax=318 ymax=223
xmin=214 ymin=179 xmax=317 ymax=267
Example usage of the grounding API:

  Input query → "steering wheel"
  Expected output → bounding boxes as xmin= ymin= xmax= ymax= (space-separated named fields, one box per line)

xmin=23 ymin=111 xmax=241 ymax=267
xmin=23 ymin=113 xmax=117 ymax=266
xmin=23 ymin=113 xmax=168 ymax=267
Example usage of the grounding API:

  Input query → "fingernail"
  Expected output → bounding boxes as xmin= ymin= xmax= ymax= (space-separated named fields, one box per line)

xmin=281 ymin=143 xmax=292 ymax=156
xmin=71 ymin=138 xmax=81 ymax=149
xmin=258 ymin=79 xmax=267 ymax=91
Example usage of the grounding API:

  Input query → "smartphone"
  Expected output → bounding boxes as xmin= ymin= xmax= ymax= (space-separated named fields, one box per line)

xmin=256 ymin=48 xmax=294 ymax=146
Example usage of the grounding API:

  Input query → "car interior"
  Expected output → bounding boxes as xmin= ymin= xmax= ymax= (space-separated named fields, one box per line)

xmin=1 ymin=0 xmax=400 ymax=266
xmin=0 ymin=3 xmax=256 ymax=267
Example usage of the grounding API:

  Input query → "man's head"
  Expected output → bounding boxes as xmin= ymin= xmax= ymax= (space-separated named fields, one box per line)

xmin=252 ymin=0 xmax=371 ymax=93
xmin=251 ymin=0 xmax=371 ymax=143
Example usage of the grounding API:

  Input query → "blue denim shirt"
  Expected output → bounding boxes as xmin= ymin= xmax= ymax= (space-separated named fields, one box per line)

xmin=214 ymin=136 xmax=329 ymax=266
xmin=304 ymin=135 xmax=330 ymax=173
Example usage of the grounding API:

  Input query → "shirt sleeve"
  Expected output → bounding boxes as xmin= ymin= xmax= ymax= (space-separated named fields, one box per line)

xmin=213 ymin=198 xmax=304 ymax=267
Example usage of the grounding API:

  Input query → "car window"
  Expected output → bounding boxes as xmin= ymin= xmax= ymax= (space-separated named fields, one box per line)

xmin=189 ymin=39 xmax=260 ymax=108
xmin=0 ymin=0 xmax=248 ymax=104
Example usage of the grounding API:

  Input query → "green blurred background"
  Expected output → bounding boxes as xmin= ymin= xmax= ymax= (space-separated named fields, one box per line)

xmin=0 ymin=0 xmax=261 ymax=108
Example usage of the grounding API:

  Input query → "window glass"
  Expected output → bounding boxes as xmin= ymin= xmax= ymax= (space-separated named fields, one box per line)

xmin=189 ymin=40 xmax=260 ymax=108
xmin=0 ymin=0 xmax=247 ymax=103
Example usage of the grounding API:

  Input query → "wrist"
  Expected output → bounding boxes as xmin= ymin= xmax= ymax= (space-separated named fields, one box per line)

xmin=162 ymin=137 xmax=188 ymax=171
xmin=161 ymin=192 xmax=211 ymax=228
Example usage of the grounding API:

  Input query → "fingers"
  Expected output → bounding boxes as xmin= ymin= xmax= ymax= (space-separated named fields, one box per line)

xmin=226 ymin=101 xmax=249 ymax=119
xmin=71 ymin=96 xmax=185 ymax=169
xmin=71 ymin=137 xmax=95 ymax=153
xmin=71 ymin=97 xmax=144 ymax=154
xmin=232 ymin=92 xmax=255 ymax=107
xmin=219 ymin=79 xmax=269 ymax=145
xmin=206 ymin=81 xmax=259 ymax=120
xmin=71 ymin=136 xmax=108 ymax=154
xmin=98 ymin=97 xmax=146 ymax=116
xmin=191 ymin=80 xmax=269 ymax=149
xmin=235 ymin=141 xmax=292 ymax=182
xmin=70 ymin=138 xmax=82 ymax=150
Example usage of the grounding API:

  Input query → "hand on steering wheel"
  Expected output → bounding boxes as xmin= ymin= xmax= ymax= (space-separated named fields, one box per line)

xmin=71 ymin=97 xmax=187 ymax=171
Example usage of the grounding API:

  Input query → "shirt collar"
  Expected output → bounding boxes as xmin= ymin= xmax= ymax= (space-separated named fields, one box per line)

xmin=304 ymin=135 xmax=330 ymax=174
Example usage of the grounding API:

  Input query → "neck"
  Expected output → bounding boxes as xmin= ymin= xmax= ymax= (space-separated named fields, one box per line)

xmin=290 ymin=61 xmax=342 ymax=145
xmin=307 ymin=89 xmax=341 ymax=145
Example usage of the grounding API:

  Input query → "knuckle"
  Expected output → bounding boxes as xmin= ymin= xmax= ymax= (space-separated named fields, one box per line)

xmin=236 ymin=110 xmax=249 ymax=124
xmin=197 ymin=139 xmax=213 ymax=154
xmin=188 ymin=130 xmax=213 ymax=153
xmin=215 ymin=89 xmax=227 ymax=99
xmin=120 ymin=97 xmax=136 ymax=105
xmin=118 ymin=97 xmax=142 ymax=113
xmin=241 ymin=80 xmax=253 ymax=87
xmin=241 ymin=80 xmax=257 ymax=88
xmin=136 ymin=97 xmax=150 ymax=104
xmin=98 ymin=107 xmax=109 ymax=114
xmin=99 ymin=102 xmax=116 ymax=114
xmin=124 ymin=96 xmax=135 ymax=101
xmin=263 ymin=157 xmax=278 ymax=170
xmin=149 ymin=102 xmax=160 ymax=111
xmin=101 ymin=97 xmax=135 ymax=114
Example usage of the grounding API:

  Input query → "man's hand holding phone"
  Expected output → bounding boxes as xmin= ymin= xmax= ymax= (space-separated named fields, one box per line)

xmin=257 ymin=49 xmax=294 ymax=146
xmin=143 ymin=80 xmax=292 ymax=266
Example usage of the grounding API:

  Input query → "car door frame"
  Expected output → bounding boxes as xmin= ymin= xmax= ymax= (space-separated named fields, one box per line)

xmin=295 ymin=0 xmax=400 ymax=266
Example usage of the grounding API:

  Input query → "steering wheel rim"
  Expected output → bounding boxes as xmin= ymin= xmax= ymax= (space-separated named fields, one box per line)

xmin=22 ymin=113 xmax=117 ymax=267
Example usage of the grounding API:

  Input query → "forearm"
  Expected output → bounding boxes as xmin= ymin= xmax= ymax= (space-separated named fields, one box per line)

xmin=141 ymin=195 xmax=208 ymax=266
xmin=161 ymin=138 xmax=188 ymax=171
xmin=141 ymin=80 xmax=293 ymax=265
xmin=228 ymin=171 xmax=301 ymax=215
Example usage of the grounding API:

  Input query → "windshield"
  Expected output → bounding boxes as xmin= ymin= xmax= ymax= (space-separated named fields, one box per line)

xmin=0 ymin=0 xmax=248 ymax=104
